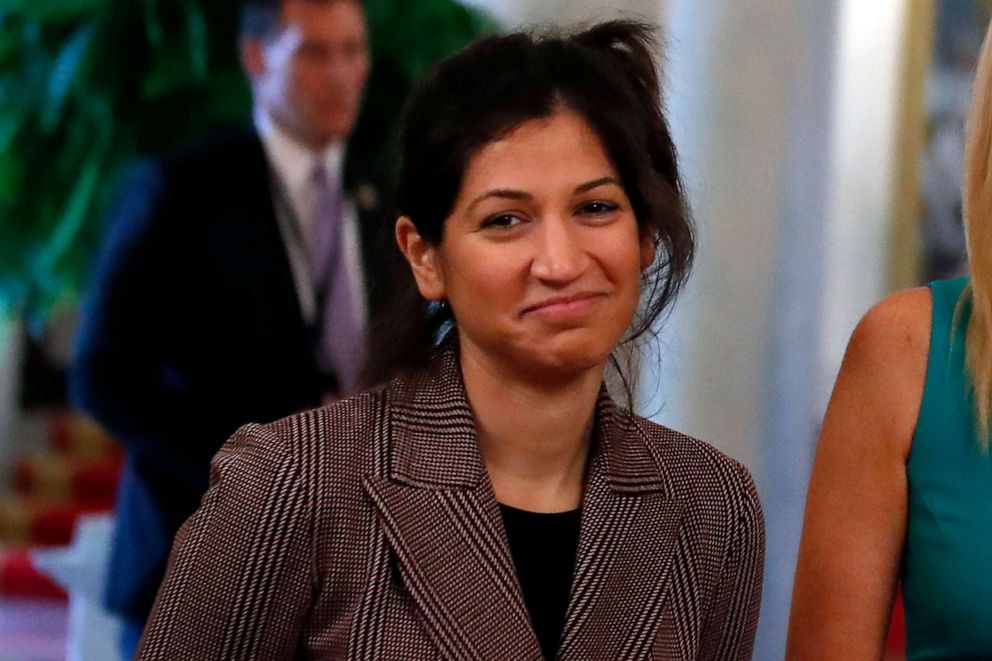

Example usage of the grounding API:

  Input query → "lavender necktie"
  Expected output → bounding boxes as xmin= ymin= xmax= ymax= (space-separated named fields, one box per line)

xmin=311 ymin=162 xmax=364 ymax=395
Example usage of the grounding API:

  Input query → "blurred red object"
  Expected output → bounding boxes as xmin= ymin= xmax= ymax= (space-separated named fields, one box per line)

xmin=30 ymin=502 xmax=109 ymax=547
xmin=886 ymin=587 xmax=906 ymax=657
xmin=14 ymin=455 xmax=120 ymax=508
xmin=0 ymin=547 xmax=67 ymax=601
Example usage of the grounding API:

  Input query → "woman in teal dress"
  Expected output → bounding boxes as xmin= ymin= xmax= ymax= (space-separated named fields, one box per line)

xmin=787 ymin=18 xmax=992 ymax=661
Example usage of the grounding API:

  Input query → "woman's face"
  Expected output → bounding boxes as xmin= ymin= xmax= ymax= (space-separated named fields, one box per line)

xmin=403 ymin=111 xmax=654 ymax=382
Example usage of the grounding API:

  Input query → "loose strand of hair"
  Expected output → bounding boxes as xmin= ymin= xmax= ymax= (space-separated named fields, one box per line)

xmin=962 ymin=19 xmax=992 ymax=450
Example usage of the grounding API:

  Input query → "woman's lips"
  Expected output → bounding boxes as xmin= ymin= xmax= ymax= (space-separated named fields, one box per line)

xmin=521 ymin=293 xmax=606 ymax=323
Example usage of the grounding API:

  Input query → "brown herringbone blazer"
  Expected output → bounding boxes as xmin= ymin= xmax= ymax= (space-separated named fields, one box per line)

xmin=138 ymin=343 xmax=764 ymax=660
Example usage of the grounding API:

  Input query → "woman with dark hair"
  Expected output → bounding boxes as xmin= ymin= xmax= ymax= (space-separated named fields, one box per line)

xmin=138 ymin=21 xmax=763 ymax=660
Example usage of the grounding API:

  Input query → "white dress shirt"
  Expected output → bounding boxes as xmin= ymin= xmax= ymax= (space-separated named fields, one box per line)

xmin=253 ymin=107 xmax=367 ymax=330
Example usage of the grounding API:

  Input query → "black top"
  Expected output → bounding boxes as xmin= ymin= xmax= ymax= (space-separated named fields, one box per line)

xmin=499 ymin=504 xmax=582 ymax=661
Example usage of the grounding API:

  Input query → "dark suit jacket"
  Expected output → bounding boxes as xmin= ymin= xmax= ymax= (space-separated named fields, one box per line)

xmin=70 ymin=126 xmax=402 ymax=622
xmin=138 ymin=342 xmax=765 ymax=660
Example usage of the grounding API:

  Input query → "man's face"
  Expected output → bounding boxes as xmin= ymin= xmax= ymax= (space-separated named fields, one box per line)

xmin=245 ymin=0 xmax=369 ymax=148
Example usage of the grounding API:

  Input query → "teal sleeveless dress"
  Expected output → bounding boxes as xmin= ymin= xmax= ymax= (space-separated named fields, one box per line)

xmin=903 ymin=277 xmax=992 ymax=658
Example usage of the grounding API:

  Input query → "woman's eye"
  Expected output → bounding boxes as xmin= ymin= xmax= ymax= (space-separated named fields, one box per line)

xmin=481 ymin=214 xmax=521 ymax=229
xmin=580 ymin=201 xmax=619 ymax=216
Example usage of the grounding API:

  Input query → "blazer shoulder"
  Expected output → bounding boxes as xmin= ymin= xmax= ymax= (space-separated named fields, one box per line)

xmin=632 ymin=417 xmax=760 ymax=514
xmin=257 ymin=387 xmax=390 ymax=485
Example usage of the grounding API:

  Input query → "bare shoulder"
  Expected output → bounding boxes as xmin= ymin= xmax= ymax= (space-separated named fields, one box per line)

xmin=830 ymin=287 xmax=932 ymax=459
xmin=788 ymin=289 xmax=930 ymax=656
xmin=847 ymin=287 xmax=931 ymax=369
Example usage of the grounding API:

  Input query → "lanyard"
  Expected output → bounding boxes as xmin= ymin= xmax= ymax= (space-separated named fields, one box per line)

xmin=269 ymin=170 xmax=320 ymax=325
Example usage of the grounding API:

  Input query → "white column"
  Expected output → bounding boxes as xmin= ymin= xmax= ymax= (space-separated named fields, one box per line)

xmin=819 ymin=0 xmax=907 ymax=404
xmin=651 ymin=0 xmax=803 ymax=475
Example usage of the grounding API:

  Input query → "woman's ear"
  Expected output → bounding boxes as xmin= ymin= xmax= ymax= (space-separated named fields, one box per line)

xmin=639 ymin=229 xmax=656 ymax=270
xmin=395 ymin=216 xmax=446 ymax=301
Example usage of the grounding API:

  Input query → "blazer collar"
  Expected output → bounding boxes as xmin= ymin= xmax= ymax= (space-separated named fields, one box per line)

xmin=385 ymin=339 xmax=671 ymax=496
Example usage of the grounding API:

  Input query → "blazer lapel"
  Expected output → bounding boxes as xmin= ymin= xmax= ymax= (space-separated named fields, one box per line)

xmin=558 ymin=394 xmax=685 ymax=661
xmin=365 ymin=344 xmax=542 ymax=661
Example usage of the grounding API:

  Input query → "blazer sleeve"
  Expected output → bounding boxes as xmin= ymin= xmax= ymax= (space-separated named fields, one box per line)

xmin=698 ymin=463 xmax=765 ymax=660
xmin=70 ymin=161 xmax=237 ymax=477
xmin=137 ymin=422 xmax=316 ymax=659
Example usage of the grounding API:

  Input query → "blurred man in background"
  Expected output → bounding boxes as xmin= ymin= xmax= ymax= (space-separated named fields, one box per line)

xmin=71 ymin=0 xmax=400 ymax=656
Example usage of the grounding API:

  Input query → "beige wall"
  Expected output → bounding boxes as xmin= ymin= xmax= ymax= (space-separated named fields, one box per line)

xmin=645 ymin=0 xmax=801 ymax=470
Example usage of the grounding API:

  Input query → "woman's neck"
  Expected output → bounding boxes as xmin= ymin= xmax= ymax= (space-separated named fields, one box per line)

xmin=458 ymin=340 xmax=605 ymax=513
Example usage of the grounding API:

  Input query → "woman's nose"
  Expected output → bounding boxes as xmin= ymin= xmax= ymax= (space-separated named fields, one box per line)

xmin=530 ymin=216 xmax=588 ymax=284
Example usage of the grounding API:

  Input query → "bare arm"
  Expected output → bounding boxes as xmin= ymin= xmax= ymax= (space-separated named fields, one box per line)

xmin=787 ymin=288 xmax=930 ymax=659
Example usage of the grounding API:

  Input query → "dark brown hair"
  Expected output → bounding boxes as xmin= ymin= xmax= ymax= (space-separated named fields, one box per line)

xmin=366 ymin=20 xmax=694 ymax=391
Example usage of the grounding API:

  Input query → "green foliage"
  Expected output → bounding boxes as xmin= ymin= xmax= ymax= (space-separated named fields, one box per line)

xmin=0 ymin=0 xmax=495 ymax=321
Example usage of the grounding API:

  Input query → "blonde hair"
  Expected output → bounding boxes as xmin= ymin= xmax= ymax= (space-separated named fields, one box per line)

xmin=962 ymin=19 xmax=992 ymax=447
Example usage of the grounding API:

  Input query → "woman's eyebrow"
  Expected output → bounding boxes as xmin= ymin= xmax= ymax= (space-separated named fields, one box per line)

xmin=466 ymin=189 xmax=532 ymax=212
xmin=575 ymin=176 xmax=620 ymax=193
xmin=466 ymin=176 xmax=621 ymax=212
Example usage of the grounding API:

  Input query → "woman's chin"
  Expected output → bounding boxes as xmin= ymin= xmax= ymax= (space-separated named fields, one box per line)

xmin=459 ymin=327 xmax=620 ymax=385
xmin=515 ymin=343 xmax=613 ymax=384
